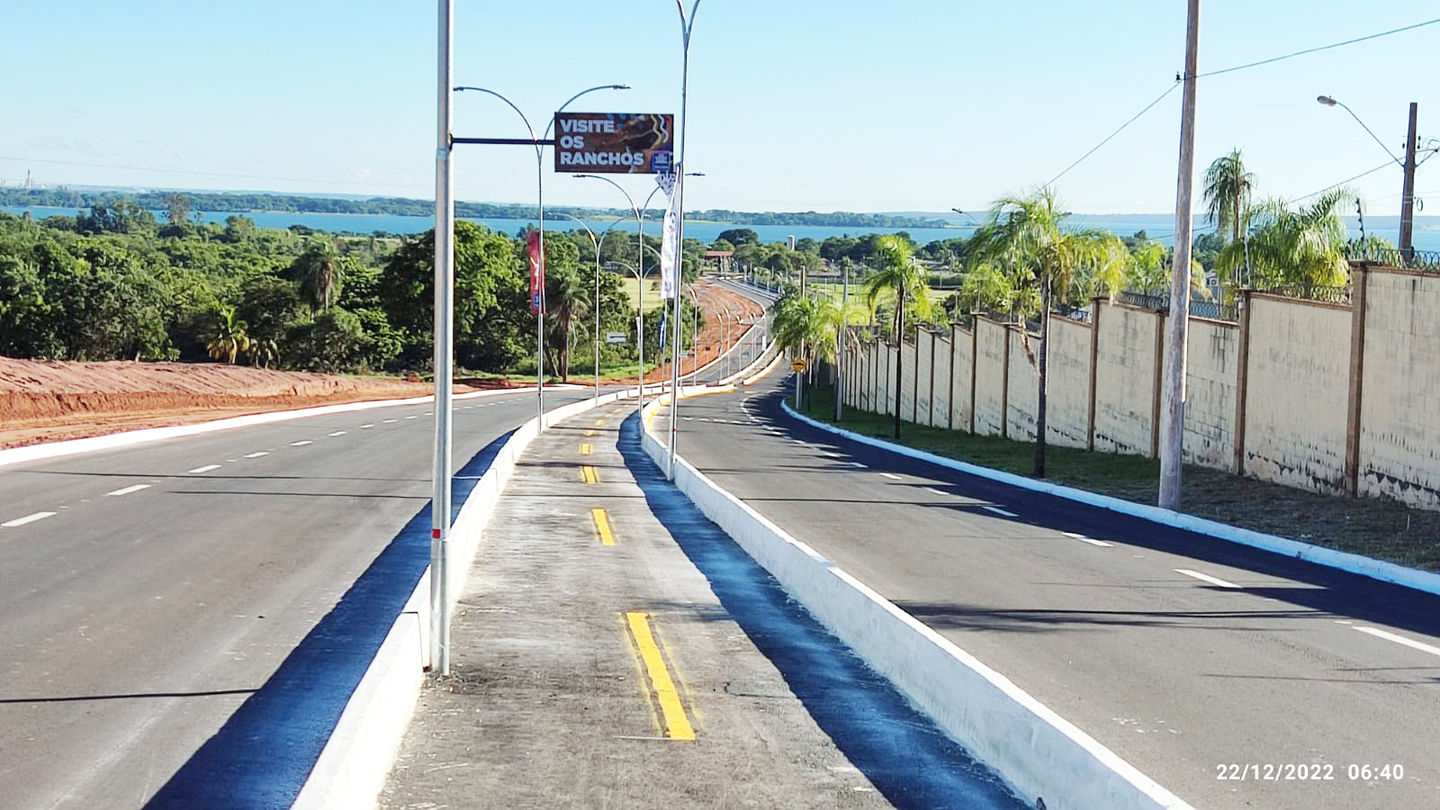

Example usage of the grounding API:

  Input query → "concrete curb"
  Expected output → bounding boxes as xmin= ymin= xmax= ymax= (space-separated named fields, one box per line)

xmin=639 ymin=395 xmax=1190 ymax=810
xmin=781 ymin=399 xmax=1440 ymax=599
xmin=293 ymin=389 xmax=639 ymax=810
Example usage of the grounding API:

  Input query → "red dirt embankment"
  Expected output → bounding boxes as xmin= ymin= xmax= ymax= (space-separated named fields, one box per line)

xmin=0 ymin=280 xmax=765 ymax=451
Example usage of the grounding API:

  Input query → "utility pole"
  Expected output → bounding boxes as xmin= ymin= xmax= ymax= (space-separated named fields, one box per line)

xmin=1159 ymin=0 xmax=1199 ymax=511
xmin=431 ymin=0 xmax=455 ymax=675
xmin=1400 ymin=102 xmax=1418 ymax=262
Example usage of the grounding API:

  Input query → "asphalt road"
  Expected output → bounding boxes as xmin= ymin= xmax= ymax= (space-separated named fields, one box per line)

xmin=0 ymin=388 xmax=591 ymax=809
xmin=664 ymin=376 xmax=1440 ymax=810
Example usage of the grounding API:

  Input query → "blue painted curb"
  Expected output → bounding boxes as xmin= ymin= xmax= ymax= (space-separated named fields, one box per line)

xmin=782 ymin=399 xmax=1440 ymax=599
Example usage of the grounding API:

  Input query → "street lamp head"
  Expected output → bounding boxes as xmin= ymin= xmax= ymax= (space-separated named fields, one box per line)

xmin=1317 ymin=95 xmax=1338 ymax=107
xmin=612 ymin=84 xmax=632 ymax=90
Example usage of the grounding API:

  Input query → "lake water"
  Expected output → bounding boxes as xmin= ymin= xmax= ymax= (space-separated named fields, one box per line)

xmin=5 ymin=205 xmax=1438 ymax=252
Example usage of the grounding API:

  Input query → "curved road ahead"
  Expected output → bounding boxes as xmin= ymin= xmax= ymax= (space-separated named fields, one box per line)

xmin=666 ymin=376 xmax=1440 ymax=810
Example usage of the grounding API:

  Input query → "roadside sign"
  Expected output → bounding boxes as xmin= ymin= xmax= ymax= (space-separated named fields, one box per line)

xmin=553 ymin=113 xmax=674 ymax=174
xmin=792 ymin=358 xmax=806 ymax=372
xmin=606 ymin=331 xmax=627 ymax=344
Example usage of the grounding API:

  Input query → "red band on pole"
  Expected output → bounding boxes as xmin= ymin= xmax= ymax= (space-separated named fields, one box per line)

xmin=432 ymin=528 xmax=442 ymax=539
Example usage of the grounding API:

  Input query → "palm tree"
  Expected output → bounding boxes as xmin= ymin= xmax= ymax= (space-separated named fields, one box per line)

xmin=290 ymin=237 xmax=345 ymax=312
xmin=547 ymin=267 xmax=593 ymax=381
xmin=1216 ymin=189 xmax=1350 ymax=294
xmin=205 ymin=306 xmax=252 ymax=364
xmin=1203 ymin=149 xmax=1256 ymax=288
xmin=863 ymin=235 xmax=933 ymax=438
xmin=249 ymin=338 xmax=281 ymax=369
xmin=771 ymin=290 xmax=843 ymax=408
xmin=969 ymin=187 xmax=1126 ymax=477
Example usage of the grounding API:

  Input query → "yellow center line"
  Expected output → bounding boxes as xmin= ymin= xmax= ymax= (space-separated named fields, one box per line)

xmin=625 ymin=612 xmax=695 ymax=741
xmin=591 ymin=507 xmax=615 ymax=546
xmin=585 ymin=429 xmax=596 ymax=437
xmin=580 ymin=443 xmax=592 ymax=455
xmin=580 ymin=465 xmax=599 ymax=484
xmin=594 ymin=418 xmax=606 ymax=426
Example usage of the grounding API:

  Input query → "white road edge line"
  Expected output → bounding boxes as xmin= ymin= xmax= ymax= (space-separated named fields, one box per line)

xmin=188 ymin=464 xmax=221 ymax=474
xmin=105 ymin=484 xmax=151 ymax=497
xmin=2 ymin=511 xmax=57 ymax=528
xmin=880 ymin=472 xmax=904 ymax=481
xmin=983 ymin=506 xmax=1019 ymax=518
xmin=1354 ymin=626 xmax=1440 ymax=659
xmin=1174 ymin=568 xmax=1241 ymax=589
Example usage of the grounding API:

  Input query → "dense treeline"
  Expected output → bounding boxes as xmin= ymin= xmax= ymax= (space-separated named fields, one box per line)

xmin=0 ymin=205 xmax=704 ymax=377
xmin=0 ymin=188 xmax=951 ymax=230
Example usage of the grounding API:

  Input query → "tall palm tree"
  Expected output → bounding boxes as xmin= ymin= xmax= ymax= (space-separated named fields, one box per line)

xmin=290 ymin=237 xmax=345 ymax=312
xmin=1216 ymin=188 xmax=1350 ymax=294
xmin=969 ymin=187 xmax=1126 ymax=477
xmin=205 ymin=306 xmax=252 ymax=365
xmin=1203 ymin=149 xmax=1256 ymax=288
xmin=863 ymin=235 xmax=933 ymax=438
xmin=547 ymin=267 xmax=593 ymax=381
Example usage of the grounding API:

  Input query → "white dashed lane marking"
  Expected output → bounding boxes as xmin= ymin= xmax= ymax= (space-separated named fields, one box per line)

xmin=188 ymin=464 xmax=221 ymax=474
xmin=924 ymin=487 xmax=949 ymax=497
xmin=1175 ymin=569 xmax=1241 ymax=589
xmin=328 ymin=431 xmax=347 ymax=437
xmin=2 ymin=512 xmax=57 ymax=528
xmin=1354 ymin=626 xmax=1440 ymax=659
xmin=383 ymin=419 xmax=397 ymax=424
xmin=104 ymin=484 xmax=151 ymax=497
xmin=1064 ymin=532 xmax=1113 ymax=547
xmin=290 ymin=441 xmax=312 ymax=447
xmin=982 ymin=506 xmax=1019 ymax=518
xmin=879 ymin=472 xmax=903 ymax=481
xmin=361 ymin=424 xmax=375 ymax=429
xmin=243 ymin=452 xmax=269 ymax=459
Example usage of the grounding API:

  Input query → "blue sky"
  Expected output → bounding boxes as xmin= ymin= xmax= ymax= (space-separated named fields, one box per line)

xmin=2 ymin=1 xmax=1435 ymax=216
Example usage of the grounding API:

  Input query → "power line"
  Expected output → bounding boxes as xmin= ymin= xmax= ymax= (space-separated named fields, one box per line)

xmin=1046 ymin=82 xmax=1180 ymax=187
xmin=1289 ymin=161 xmax=1392 ymax=203
xmin=1200 ymin=17 xmax=1440 ymax=78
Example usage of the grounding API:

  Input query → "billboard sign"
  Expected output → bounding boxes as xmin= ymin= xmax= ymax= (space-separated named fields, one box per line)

xmin=553 ymin=113 xmax=674 ymax=174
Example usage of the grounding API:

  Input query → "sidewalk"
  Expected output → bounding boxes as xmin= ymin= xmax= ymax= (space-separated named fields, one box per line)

xmin=378 ymin=403 xmax=921 ymax=809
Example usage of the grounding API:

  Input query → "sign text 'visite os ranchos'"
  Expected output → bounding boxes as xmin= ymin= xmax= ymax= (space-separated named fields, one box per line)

xmin=553 ymin=113 xmax=674 ymax=174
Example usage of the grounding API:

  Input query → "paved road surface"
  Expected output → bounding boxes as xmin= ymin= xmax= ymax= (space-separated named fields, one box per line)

xmin=664 ymin=376 xmax=1440 ymax=810
xmin=0 ymin=389 xmax=590 ymax=809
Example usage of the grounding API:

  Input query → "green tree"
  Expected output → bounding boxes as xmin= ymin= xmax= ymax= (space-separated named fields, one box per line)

xmin=288 ymin=236 xmax=346 ymax=312
xmin=969 ymin=187 xmax=1126 ymax=476
xmin=1203 ymin=149 xmax=1256 ymax=287
xmin=1216 ymin=189 xmax=1350 ymax=293
xmin=166 ymin=194 xmax=191 ymax=226
xmin=863 ymin=235 xmax=933 ymax=439
xmin=205 ymin=306 xmax=252 ymax=364
xmin=237 ymin=274 xmax=304 ymax=349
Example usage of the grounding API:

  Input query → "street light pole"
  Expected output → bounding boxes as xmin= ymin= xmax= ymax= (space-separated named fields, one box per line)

xmin=431 ymin=0 xmax=455 ymax=675
xmin=1317 ymin=95 xmax=1417 ymax=260
xmin=548 ymin=212 xmax=624 ymax=404
xmin=454 ymin=83 xmax=627 ymax=430
xmin=668 ymin=0 xmax=703 ymax=481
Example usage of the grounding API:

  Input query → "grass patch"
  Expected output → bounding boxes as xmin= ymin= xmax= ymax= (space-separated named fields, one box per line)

xmin=798 ymin=387 xmax=1440 ymax=573
xmin=619 ymin=277 xmax=666 ymax=312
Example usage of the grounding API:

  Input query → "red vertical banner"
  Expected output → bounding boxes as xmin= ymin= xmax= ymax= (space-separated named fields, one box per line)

xmin=527 ymin=230 xmax=545 ymax=314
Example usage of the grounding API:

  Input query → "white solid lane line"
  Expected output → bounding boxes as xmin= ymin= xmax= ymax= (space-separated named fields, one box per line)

xmin=105 ymin=484 xmax=151 ymax=497
xmin=328 ymin=431 xmax=347 ymax=437
xmin=243 ymin=452 xmax=269 ymax=458
xmin=880 ymin=472 xmax=904 ymax=481
xmin=1175 ymin=568 xmax=1242 ymax=589
xmin=1354 ymin=626 xmax=1440 ymax=659
xmin=982 ymin=506 xmax=1019 ymax=518
xmin=290 ymin=440 xmax=313 ymax=447
xmin=188 ymin=464 xmax=221 ymax=474
xmin=1064 ymin=531 xmax=1113 ymax=548
xmin=2 ymin=512 xmax=57 ymax=528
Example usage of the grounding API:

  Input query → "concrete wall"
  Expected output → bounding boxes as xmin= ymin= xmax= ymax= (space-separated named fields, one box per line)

xmin=1046 ymin=317 xmax=1093 ymax=450
xmin=1183 ymin=318 xmax=1240 ymax=469
xmin=973 ymin=318 xmax=1008 ymax=437
xmin=952 ymin=324 xmax=974 ymax=432
xmin=1006 ymin=327 xmax=1039 ymax=441
xmin=1359 ymin=270 xmax=1440 ymax=509
xmin=1093 ymin=303 xmax=1160 ymax=457
xmin=899 ymin=340 xmax=916 ymax=421
xmin=1243 ymin=295 xmax=1351 ymax=494
xmin=916 ymin=333 xmax=934 ymax=427
xmin=932 ymin=332 xmax=953 ymax=429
